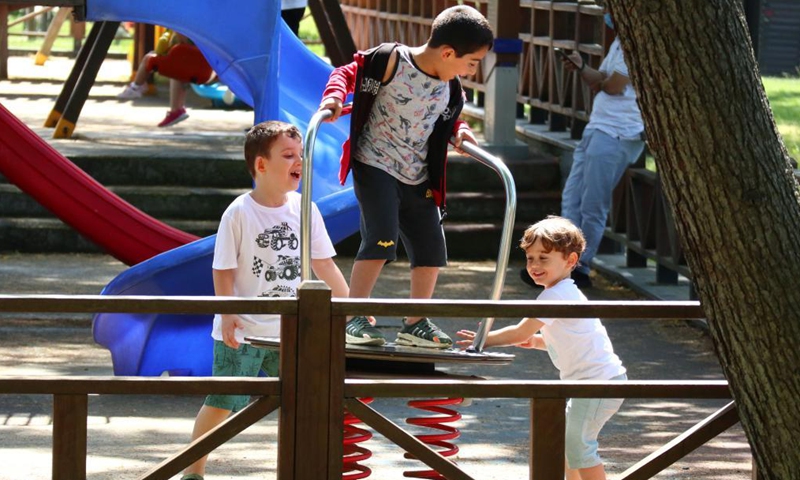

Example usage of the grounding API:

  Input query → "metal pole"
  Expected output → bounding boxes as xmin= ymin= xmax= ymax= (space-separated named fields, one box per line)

xmin=457 ymin=141 xmax=517 ymax=352
xmin=300 ymin=108 xmax=335 ymax=282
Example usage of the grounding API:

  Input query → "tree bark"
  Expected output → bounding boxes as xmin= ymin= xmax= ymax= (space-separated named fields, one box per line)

xmin=606 ymin=0 xmax=800 ymax=477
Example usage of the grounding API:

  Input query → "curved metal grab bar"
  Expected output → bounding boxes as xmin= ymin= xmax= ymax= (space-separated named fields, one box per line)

xmin=454 ymin=141 xmax=517 ymax=353
xmin=301 ymin=107 xmax=517 ymax=353
xmin=300 ymin=107 xmax=337 ymax=281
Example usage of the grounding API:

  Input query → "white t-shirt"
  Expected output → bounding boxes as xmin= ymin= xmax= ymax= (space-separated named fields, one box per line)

xmin=586 ymin=38 xmax=644 ymax=139
xmin=211 ymin=191 xmax=336 ymax=344
xmin=281 ymin=0 xmax=308 ymax=10
xmin=536 ymin=278 xmax=626 ymax=381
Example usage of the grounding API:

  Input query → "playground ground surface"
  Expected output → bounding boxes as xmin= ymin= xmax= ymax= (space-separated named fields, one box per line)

xmin=0 ymin=55 xmax=753 ymax=479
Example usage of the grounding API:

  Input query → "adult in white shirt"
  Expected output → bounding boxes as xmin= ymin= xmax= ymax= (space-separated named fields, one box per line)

xmin=281 ymin=0 xmax=308 ymax=36
xmin=557 ymin=10 xmax=646 ymax=288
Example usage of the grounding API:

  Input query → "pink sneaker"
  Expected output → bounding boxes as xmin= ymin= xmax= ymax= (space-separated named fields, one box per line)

xmin=158 ymin=108 xmax=189 ymax=128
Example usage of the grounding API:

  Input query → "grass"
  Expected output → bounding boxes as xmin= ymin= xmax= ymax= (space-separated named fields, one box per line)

xmin=763 ymin=76 xmax=800 ymax=160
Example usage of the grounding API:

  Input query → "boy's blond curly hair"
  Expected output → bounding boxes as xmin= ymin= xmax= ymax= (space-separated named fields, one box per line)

xmin=520 ymin=216 xmax=586 ymax=260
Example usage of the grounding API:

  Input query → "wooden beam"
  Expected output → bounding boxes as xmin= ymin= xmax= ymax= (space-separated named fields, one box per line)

xmin=618 ymin=401 xmax=740 ymax=480
xmin=344 ymin=398 xmax=475 ymax=480
xmin=34 ymin=6 xmax=71 ymax=65
xmin=307 ymin=0 xmax=356 ymax=66
xmin=0 ymin=377 xmax=280 ymax=396
xmin=345 ymin=379 xmax=732 ymax=399
xmin=141 ymin=396 xmax=281 ymax=480
xmin=0 ymin=3 xmax=8 ymax=79
xmin=52 ymin=394 xmax=88 ymax=480
xmin=530 ymin=398 xmax=565 ymax=480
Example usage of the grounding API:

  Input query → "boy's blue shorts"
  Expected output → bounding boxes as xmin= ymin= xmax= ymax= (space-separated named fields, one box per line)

xmin=204 ymin=341 xmax=279 ymax=413
xmin=564 ymin=373 xmax=626 ymax=469
xmin=351 ymin=160 xmax=447 ymax=267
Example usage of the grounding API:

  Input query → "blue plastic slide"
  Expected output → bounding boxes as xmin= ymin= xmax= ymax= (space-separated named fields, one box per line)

xmin=89 ymin=2 xmax=358 ymax=376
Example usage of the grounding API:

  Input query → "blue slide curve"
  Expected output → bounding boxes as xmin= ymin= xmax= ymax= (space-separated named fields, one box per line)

xmin=89 ymin=2 xmax=358 ymax=376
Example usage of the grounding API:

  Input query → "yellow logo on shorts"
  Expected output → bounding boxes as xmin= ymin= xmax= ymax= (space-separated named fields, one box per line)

xmin=425 ymin=189 xmax=433 ymax=198
xmin=377 ymin=240 xmax=395 ymax=248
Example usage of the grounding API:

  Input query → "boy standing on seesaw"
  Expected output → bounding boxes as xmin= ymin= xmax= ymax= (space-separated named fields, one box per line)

xmin=181 ymin=121 xmax=349 ymax=480
xmin=457 ymin=216 xmax=627 ymax=480
xmin=318 ymin=5 xmax=494 ymax=349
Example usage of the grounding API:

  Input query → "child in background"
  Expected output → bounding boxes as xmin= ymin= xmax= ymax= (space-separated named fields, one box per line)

xmin=318 ymin=5 xmax=494 ymax=349
xmin=457 ymin=216 xmax=626 ymax=480
xmin=117 ymin=31 xmax=214 ymax=128
xmin=180 ymin=121 xmax=349 ymax=480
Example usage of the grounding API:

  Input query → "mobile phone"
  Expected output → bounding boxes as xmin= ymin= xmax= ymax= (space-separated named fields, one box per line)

xmin=554 ymin=48 xmax=581 ymax=68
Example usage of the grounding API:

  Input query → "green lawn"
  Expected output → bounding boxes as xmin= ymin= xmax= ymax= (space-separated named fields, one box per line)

xmin=763 ymin=76 xmax=800 ymax=160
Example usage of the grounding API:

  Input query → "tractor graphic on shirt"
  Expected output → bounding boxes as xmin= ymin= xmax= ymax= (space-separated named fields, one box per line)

xmin=256 ymin=222 xmax=299 ymax=251
xmin=263 ymin=255 xmax=300 ymax=282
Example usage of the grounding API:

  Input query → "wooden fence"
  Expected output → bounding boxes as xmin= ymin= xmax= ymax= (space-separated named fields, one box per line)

xmin=0 ymin=288 xmax=746 ymax=480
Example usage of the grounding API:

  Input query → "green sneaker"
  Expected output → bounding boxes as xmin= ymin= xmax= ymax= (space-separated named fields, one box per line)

xmin=396 ymin=317 xmax=452 ymax=349
xmin=345 ymin=316 xmax=386 ymax=346
xmin=180 ymin=474 xmax=204 ymax=480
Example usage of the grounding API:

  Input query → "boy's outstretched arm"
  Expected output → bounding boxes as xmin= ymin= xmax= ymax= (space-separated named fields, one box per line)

xmin=457 ymin=317 xmax=545 ymax=349
xmin=311 ymin=257 xmax=349 ymax=298
xmin=213 ymin=268 xmax=244 ymax=349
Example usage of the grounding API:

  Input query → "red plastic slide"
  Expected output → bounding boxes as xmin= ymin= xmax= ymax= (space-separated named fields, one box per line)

xmin=0 ymin=103 xmax=198 ymax=265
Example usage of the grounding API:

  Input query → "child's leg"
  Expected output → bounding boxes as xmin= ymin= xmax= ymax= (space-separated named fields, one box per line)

xmin=169 ymin=78 xmax=188 ymax=112
xmin=183 ymin=404 xmax=231 ymax=476
xmin=564 ymin=396 xmax=624 ymax=480
xmin=348 ymin=259 xmax=386 ymax=299
xmin=183 ymin=342 xmax=268 ymax=476
xmin=406 ymin=266 xmax=439 ymax=324
xmin=133 ymin=52 xmax=158 ymax=85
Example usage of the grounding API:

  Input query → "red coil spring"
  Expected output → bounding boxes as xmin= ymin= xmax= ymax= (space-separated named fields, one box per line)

xmin=403 ymin=397 xmax=463 ymax=479
xmin=343 ymin=397 xmax=374 ymax=480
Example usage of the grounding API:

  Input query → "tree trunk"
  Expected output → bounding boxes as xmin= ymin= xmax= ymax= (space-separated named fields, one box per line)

xmin=606 ymin=0 xmax=800 ymax=476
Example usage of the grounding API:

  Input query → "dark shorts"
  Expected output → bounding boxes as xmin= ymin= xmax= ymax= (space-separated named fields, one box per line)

xmin=351 ymin=160 xmax=447 ymax=267
xmin=204 ymin=341 xmax=279 ymax=413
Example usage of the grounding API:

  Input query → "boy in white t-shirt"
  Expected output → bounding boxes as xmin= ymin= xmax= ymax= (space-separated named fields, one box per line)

xmin=181 ymin=121 xmax=349 ymax=480
xmin=457 ymin=216 xmax=626 ymax=480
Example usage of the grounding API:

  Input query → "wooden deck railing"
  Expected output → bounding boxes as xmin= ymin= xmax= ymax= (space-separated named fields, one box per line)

xmin=0 ymin=289 xmax=744 ymax=480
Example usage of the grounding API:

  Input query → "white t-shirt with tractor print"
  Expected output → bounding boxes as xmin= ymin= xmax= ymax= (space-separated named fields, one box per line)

xmin=211 ymin=191 xmax=336 ymax=343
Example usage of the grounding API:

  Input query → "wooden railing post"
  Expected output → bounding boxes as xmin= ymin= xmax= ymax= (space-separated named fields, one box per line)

xmin=279 ymin=281 xmax=344 ymax=480
xmin=530 ymin=398 xmax=566 ymax=480
xmin=52 ymin=394 xmax=88 ymax=480
xmin=0 ymin=4 xmax=9 ymax=80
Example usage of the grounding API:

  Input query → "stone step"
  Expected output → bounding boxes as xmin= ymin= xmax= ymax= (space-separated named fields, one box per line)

xmin=0 ymin=155 xmax=251 ymax=189
xmin=0 ymin=217 xmax=218 ymax=254
xmin=0 ymin=183 xmax=247 ymax=221
xmin=446 ymin=153 xmax=561 ymax=192
xmin=336 ymin=219 xmax=551 ymax=260
xmin=444 ymin=190 xmax=560 ymax=222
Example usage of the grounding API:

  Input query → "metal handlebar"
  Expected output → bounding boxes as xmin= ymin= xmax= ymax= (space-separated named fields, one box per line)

xmin=300 ymin=107 xmax=337 ymax=281
xmin=454 ymin=141 xmax=517 ymax=353
xmin=301 ymin=107 xmax=517 ymax=354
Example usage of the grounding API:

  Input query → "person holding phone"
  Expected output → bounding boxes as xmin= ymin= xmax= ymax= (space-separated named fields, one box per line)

xmin=540 ymin=9 xmax=645 ymax=290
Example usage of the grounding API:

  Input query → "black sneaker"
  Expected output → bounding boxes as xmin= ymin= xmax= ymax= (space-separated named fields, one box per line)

xmin=519 ymin=267 xmax=543 ymax=288
xmin=345 ymin=316 xmax=386 ymax=346
xmin=571 ymin=270 xmax=593 ymax=289
xmin=396 ymin=317 xmax=452 ymax=349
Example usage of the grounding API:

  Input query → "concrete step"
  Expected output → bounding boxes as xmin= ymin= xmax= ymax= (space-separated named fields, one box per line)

xmin=446 ymin=153 xmax=561 ymax=192
xmin=0 ymin=217 xmax=218 ymax=254
xmin=0 ymin=183 xmax=247 ymax=221
xmin=336 ymin=219 xmax=551 ymax=260
xmin=445 ymin=190 xmax=560 ymax=222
